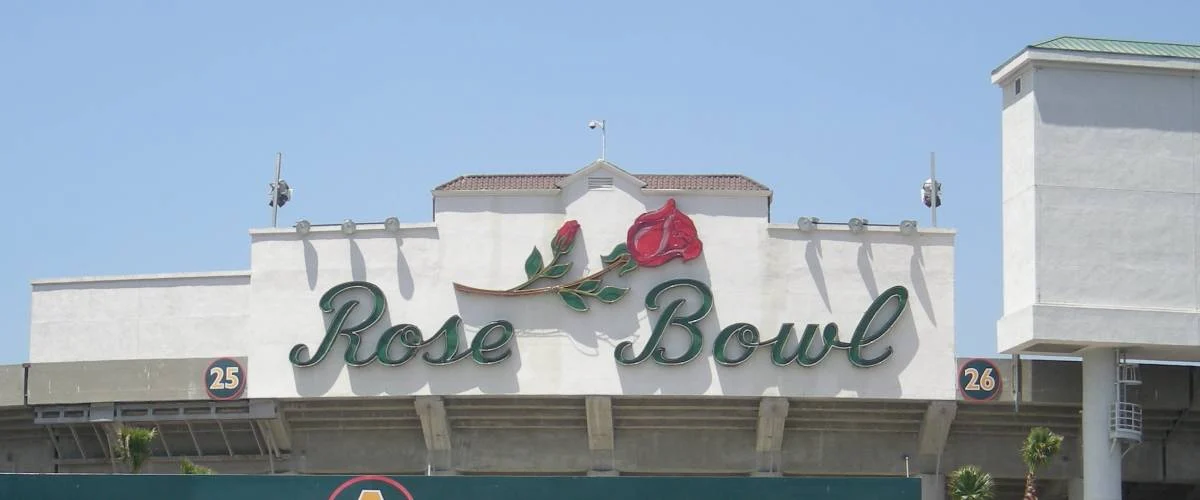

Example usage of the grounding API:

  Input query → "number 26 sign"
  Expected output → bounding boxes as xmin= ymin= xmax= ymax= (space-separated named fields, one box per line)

xmin=205 ymin=358 xmax=247 ymax=401
xmin=958 ymin=358 xmax=1002 ymax=402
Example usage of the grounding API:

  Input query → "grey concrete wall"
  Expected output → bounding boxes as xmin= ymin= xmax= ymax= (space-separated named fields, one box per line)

xmin=26 ymin=357 xmax=247 ymax=405
xmin=616 ymin=429 xmax=756 ymax=474
xmin=292 ymin=429 xmax=426 ymax=474
xmin=1165 ymin=433 xmax=1200 ymax=482
xmin=942 ymin=433 xmax=1078 ymax=480
xmin=783 ymin=431 xmax=917 ymax=476
xmin=0 ymin=365 xmax=25 ymax=407
xmin=455 ymin=428 xmax=591 ymax=473
xmin=0 ymin=437 xmax=54 ymax=472
xmin=56 ymin=456 xmax=287 ymax=475
xmin=1027 ymin=359 xmax=1084 ymax=404
xmin=1137 ymin=364 xmax=1194 ymax=409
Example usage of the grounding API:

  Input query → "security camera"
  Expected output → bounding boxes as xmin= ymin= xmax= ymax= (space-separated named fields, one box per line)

xmin=588 ymin=120 xmax=602 ymax=130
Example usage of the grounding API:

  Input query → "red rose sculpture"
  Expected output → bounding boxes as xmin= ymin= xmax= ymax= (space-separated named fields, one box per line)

xmin=626 ymin=199 xmax=703 ymax=267
xmin=551 ymin=220 xmax=580 ymax=254
xmin=453 ymin=199 xmax=705 ymax=312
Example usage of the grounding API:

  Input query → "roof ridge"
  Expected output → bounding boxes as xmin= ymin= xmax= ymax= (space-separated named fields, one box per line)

xmin=1039 ymin=35 xmax=1200 ymax=49
xmin=433 ymin=172 xmax=771 ymax=192
xmin=459 ymin=173 xmax=568 ymax=177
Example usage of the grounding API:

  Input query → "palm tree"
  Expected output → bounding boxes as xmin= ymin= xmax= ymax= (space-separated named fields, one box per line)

xmin=180 ymin=458 xmax=214 ymax=475
xmin=947 ymin=465 xmax=995 ymax=500
xmin=1020 ymin=426 xmax=1064 ymax=500
xmin=113 ymin=426 xmax=158 ymax=474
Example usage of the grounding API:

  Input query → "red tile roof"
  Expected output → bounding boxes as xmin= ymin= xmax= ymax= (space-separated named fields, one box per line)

xmin=434 ymin=173 xmax=770 ymax=192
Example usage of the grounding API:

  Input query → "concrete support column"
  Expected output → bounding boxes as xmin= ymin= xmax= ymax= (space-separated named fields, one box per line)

xmin=585 ymin=396 xmax=616 ymax=475
xmin=919 ymin=474 xmax=945 ymax=500
xmin=915 ymin=401 xmax=957 ymax=474
xmin=754 ymin=397 xmax=788 ymax=476
xmin=1068 ymin=478 xmax=1085 ymax=500
xmin=1082 ymin=348 xmax=1122 ymax=500
xmin=415 ymin=396 xmax=454 ymax=475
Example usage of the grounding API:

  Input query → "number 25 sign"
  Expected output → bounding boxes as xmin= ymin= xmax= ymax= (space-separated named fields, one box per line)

xmin=958 ymin=358 xmax=1002 ymax=402
xmin=205 ymin=358 xmax=247 ymax=400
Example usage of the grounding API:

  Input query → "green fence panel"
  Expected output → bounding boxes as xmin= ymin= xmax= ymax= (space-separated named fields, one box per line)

xmin=0 ymin=474 xmax=921 ymax=500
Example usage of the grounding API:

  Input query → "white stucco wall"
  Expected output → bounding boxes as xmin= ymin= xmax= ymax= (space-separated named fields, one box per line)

xmin=29 ymin=272 xmax=251 ymax=363
xmin=1001 ymin=68 xmax=1037 ymax=317
xmin=996 ymin=55 xmax=1200 ymax=356
xmin=27 ymin=165 xmax=956 ymax=400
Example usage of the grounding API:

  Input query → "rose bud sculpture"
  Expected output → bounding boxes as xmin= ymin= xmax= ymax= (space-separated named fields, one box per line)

xmin=551 ymin=220 xmax=580 ymax=255
xmin=625 ymin=199 xmax=703 ymax=267
xmin=509 ymin=220 xmax=580 ymax=291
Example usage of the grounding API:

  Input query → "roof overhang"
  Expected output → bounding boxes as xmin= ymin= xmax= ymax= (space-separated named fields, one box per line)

xmin=992 ymin=47 xmax=1200 ymax=86
xmin=431 ymin=188 xmax=561 ymax=198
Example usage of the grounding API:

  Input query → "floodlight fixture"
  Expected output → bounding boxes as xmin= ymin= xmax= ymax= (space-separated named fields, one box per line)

xmin=384 ymin=217 xmax=402 ymax=233
xmin=848 ymin=217 xmax=868 ymax=234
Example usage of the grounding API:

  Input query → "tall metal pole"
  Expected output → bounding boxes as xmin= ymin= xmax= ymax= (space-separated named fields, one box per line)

xmin=929 ymin=152 xmax=938 ymax=227
xmin=271 ymin=152 xmax=282 ymax=228
xmin=600 ymin=120 xmax=607 ymax=161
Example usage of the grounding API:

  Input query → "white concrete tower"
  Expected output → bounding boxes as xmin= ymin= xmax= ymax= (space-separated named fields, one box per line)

xmin=993 ymin=37 xmax=1200 ymax=500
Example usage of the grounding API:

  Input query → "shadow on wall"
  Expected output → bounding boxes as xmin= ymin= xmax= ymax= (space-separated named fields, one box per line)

xmin=717 ymin=228 xmax=933 ymax=399
xmin=910 ymin=244 xmax=936 ymax=326
xmin=303 ymin=231 xmax=426 ymax=296
xmin=710 ymin=305 xmax=919 ymax=399
xmin=451 ymin=230 xmax=645 ymax=356
xmin=293 ymin=228 xmax=471 ymax=397
xmin=304 ymin=240 xmax=319 ymax=290
xmin=290 ymin=281 xmax=523 ymax=397
xmin=612 ymin=254 xmax=717 ymax=395
xmin=288 ymin=222 xmax=941 ymax=399
xmin=1035 ymin=69 xmax=1199 ymax=131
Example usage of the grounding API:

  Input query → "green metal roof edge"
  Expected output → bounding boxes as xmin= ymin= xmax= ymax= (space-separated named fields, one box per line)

xmin=1033 ymin=36 xmax=1200 ymax=59
xmin=992 ymin=36 xmax=1200 ymax=76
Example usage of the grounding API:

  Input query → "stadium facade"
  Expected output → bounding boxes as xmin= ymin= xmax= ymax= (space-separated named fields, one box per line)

xmin=3 ymin=36 xmax=1200 ymax=500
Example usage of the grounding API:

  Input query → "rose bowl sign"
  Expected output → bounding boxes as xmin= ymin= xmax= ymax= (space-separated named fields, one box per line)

xmin=289 ymin=199 xmax=910 ymax=370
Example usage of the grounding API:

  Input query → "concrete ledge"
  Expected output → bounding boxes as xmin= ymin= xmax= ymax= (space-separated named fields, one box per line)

xmin=0 ymin=365 xmax=25 ymax=406
xmin=26 ymin=357 xmax=247 ymax=405
xmin=31 ymin=270 xmax=250 ymax=288
xmin=999 ymin=304 xmax=1200 ymax=358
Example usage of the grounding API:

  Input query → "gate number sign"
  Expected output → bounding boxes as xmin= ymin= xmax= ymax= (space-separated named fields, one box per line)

xmin=205 ymin=357 xmax=246 ymax=400
xmin=958 ymin=358 xmax=1001 ymax=402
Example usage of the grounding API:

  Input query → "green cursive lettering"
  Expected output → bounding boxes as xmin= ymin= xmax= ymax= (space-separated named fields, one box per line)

xmin=714 ymin=323 xmax=759 ymax=366
xmin=471 ymin=320 xmax=515 ymax=364
xmin=376 ymin=324 xmax=427 ymax=366
xmin=290 ymin=281 xmax=386 ymax=367
xmin=838 ymin=285 xmax=908 ymax=368
xmin=422 ymin=316 xmax=472 ymax=365
xmin=615 ymin=279 xmax=712 ymax=366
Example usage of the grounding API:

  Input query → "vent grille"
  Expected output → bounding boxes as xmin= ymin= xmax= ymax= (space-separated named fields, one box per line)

xmin=588 ymin=176 xmax=614 ymax=190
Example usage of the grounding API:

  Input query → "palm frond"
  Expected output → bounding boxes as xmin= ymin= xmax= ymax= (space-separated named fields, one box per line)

xmin=947 ymin=465 xmax=995 ymax=500
xmin=1020 ymin=426 xmax=1064 ymax=473
xmin=180 ymin=458 xmax=214 ymax=475
xmin=113 ymin=426 xmax=158 ymax=474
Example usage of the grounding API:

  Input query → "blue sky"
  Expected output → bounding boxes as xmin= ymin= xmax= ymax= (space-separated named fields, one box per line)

xmin=2 ymin=1 xmax=1199 ymax=364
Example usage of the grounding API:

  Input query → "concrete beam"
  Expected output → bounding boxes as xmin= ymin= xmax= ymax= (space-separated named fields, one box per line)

xmin=920 ymin=474 xmax=946 ymax=500
xmin=250 ymin=400 xmax=291 ymax=455
xmin=414 ymin=396 xmax=452 ymax=474
xmin=915 ymin=401 xmax=957 ymax=474
xmin=585 ymin=396 xmax=615 ymax=474
xmin=754 ymin=397 xmax=788 ymax=475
